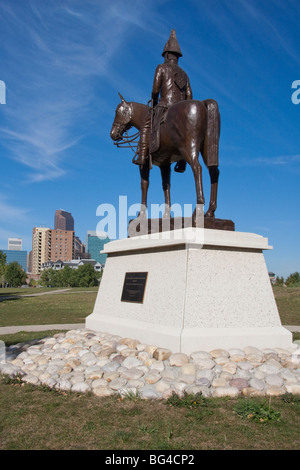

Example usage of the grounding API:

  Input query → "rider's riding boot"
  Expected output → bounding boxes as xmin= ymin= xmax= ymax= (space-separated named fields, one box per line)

xmin=174 ymin=160 xmax=186 ymax=173
xmin=134 ymin=142 xmax=148 ymax=166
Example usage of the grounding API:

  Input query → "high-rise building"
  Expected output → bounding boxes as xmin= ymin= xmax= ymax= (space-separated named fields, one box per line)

xmin=74 ymin=236 xmax=84 ymax=257
xmin=32 ymin=227 xmax=51 ymax=274
xmin=2 ymin=249 xmax=27 ymax=272
xmin=50 ymin=229 xmax=74 ymax=263
xmin=31 ymin=227 xmax=75 ymax=274
xmin=86 ymin=231 xmax=110 ymax=265
xmin=54 ymin=209 xmax=74 ymax=231
xmin=27 ymin=251 xmax=33 ymax=273
xmin=74 ymin=236 xmax=90 ymax=259
xmin=8 ymin=238 xmax=22 ymax=251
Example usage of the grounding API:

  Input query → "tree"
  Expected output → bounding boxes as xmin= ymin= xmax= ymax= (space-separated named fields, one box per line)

xmin=285 ymin=272 xmax=300 ymax=287
xmin=60 ymin=265 xmax=77 ymax=287
xmin=40 ymin=268 xmax=58 ymax=287
xmin=0 ymin=250 xmax=7 ymax=288
xmin=76 ymin=263 xmax=99 ymax=287
xmin=40 ymin=264 xmax=100 ymax=288
xmin=275 ymin=276 xmax=284 ymax=286
xmin=5 ymin=262 xmax=27 ymax=287
xmin=40 ymin=268 xmax=52 ymax=287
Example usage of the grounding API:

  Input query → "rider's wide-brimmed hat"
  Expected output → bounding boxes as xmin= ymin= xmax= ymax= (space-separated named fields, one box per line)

xmin=162 ymin=29 xmax=182 ymax=57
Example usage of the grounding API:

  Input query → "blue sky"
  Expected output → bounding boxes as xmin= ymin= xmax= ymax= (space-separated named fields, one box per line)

xmin=0 ymin=0 xmax=299 ymax=278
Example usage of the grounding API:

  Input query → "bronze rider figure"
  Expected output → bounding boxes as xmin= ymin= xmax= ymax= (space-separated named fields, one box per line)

xmin=134 ymin=30 xmax=192 ymax=173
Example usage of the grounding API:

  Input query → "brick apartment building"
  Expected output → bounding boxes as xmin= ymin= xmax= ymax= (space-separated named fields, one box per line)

xmin=30 ymin=227 xmax=74 ymax=274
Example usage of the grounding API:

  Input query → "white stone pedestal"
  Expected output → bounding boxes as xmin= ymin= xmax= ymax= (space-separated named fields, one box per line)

xmin=85 ymin=228 xmax=293 ymax=354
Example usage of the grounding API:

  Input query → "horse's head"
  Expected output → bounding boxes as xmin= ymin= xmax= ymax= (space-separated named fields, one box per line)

xmin=110 ymin=93 xmax=133 ymax=142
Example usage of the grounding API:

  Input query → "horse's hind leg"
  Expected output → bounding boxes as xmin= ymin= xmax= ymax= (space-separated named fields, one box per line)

xmin=201 ymin=99 xmax=220 ymax=218
xmin=160 ymin=164 xmax=171 ymax=218
xmin=188 ymin=155 xmax=205 ymax=225
xmin=205 ymin=165 xmax=220 ymax=218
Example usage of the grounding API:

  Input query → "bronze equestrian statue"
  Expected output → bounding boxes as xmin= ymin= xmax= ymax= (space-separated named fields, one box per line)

xmin=110 ymin=30 xmax=221 ymax=223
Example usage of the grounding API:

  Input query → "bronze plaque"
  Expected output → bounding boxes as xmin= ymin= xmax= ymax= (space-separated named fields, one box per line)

xmin=121 ymin=272 xmax=148 ymax=303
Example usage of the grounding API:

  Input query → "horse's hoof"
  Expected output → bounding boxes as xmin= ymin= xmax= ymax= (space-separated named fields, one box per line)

xmin=192 ymin=205 xmax=205 ymax=227
xmin=205 ymin=210 xmax=215 ymax=219
xmin=137 ymin=205 xmax=147 ymax=219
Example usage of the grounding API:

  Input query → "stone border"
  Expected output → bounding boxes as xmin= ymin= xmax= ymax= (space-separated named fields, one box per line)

xmin=1 ymin=328 xmax=300 ymax=399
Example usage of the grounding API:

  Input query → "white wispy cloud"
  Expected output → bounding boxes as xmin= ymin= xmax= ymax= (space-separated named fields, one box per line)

xmin=0 ymin=0 xmax=157 ymax=182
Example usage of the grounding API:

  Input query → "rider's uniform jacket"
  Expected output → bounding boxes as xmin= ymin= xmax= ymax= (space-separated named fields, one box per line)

xmin=151 ymin=60 xmax=193 ymax=107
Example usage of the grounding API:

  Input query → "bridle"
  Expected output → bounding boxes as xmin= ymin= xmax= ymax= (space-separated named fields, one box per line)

xmin=112 ymin=99 xmax=151 ymax=163
xmin=112 ymin=101 xmax=140 ymax=157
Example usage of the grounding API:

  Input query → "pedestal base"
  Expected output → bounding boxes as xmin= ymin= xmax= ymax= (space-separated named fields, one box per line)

xmin=86 ymin=228 xmax=293 ymax=354
xmin=128 ymin=216 xmax=235 ymax=237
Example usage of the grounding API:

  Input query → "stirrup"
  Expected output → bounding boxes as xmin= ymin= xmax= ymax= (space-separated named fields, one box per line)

xmin=132 ymin=153 xmax=146 ymax=166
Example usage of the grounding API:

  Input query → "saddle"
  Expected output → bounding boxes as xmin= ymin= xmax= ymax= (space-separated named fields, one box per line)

xmin=149 ymin=105 xmax=168 ymax=154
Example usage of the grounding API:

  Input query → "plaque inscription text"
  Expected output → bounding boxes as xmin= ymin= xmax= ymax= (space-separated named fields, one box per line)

xmin=121 ymin=272 xmax=148 ymax=303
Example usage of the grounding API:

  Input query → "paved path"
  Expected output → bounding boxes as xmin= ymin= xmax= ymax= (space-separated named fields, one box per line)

xmin=0 ymin=288 xmax=97 ymax=302
xmin=0 ymin=324 xmax=85 ymax=335
xmin=0 ymin=289 xmax=72 ymax=302
xmin=285 ymin=325 xmax=300 ymax=332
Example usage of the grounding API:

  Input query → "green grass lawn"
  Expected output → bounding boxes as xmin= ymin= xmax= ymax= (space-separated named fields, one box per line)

xmin=0 ymin=289 xmax=97 ymax=327
xmin=0 ymin=285 xmax=299 ymax=451
xmin=0 ymin=379 xmax=299 ymax=450
xmin=273 ymin=286 xmax=300 ymax=325
xmin=0 ymin=285 xmax=299 ymax=329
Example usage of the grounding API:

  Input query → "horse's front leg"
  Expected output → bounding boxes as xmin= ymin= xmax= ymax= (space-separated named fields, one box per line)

xmin=160 ymin=164 xmax=171 ymax=218
xmin=205 ymin=165 xmax=219 ymax=218
xmin=139 ymin=159 xmax=150 ymax=218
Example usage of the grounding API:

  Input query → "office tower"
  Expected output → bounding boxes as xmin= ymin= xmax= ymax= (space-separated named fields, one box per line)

xmin=54 ymin=209 xmax=74 ymax=231
xmin=2 ymin=249 xmax=27 ymax=272
xmin=8 ymin=238 xmax=22 ymax=251
xmin=86 ymin=231 xmax=110 ymax=264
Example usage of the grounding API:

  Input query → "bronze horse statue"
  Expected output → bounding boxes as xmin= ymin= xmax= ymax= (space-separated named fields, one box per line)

xmin=110 ymin=94 xmax=221 ymax=223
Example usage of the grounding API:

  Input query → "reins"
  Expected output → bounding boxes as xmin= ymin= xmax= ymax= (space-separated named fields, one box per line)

xmin=112 ymin=100 xmax=151 ymax=165
xmin=113 ymin=129 xmax=141 ymax=153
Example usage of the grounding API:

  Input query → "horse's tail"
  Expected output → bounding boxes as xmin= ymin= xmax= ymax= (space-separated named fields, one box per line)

xmin=202 ymin=99 xmax=220 ymax=167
